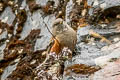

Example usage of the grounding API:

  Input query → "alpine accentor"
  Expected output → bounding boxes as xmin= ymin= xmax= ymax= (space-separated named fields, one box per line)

xmin=50 ymin=18 xmax=77 ymax=54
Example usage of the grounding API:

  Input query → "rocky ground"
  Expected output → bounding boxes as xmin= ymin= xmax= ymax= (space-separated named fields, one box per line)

xmin=0 ymin=0 xmax=120 ymax=80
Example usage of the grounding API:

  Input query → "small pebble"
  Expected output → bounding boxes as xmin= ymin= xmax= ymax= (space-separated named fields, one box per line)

xmin=92 ymin=42 xmax=96 ymax=45
xmin=113 ymin=37 xmax=120 ymax=42
xmin=115 ymin=41 xmax=120 ymax=47
xmin=81 ymin=9 xmax=87 ymax=17
xmin=100 ymin=3 xmax=106 ymax=9
xmin=76 ymin=0 xmax=82 ymax=5
xmin=8 ymin=34 xmax=12 ymax=38
xmin=14 ymin=58 xmax=20 ymax=63
xmin=93 ymin=0 xmax=99 ymax=6
xmin=8 ymin=1 xmax=14 ymax=6
xmin=6 ymin=40 xmax=9 ymax=42
xmin=116 ymin=14 xmax=120 ymax=19
xmin=0 ymin=3 xmax=3 ymax=11
xmin=11 ymin=50 xmax=15 ymax=53
xmin=30 ymin=60 xmax=36 ymax=64
xmin=1 ymin=17 xmax=8 ymax=23
xmin=18 ymin=49 xmax=23 ymax=54
xmin=0 ymin=29 xmax=2 ymax=33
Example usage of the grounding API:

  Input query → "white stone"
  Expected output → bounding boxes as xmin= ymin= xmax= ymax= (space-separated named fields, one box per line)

xmin=115 ymin=41 xmax=120 ymax=47
xmin=1 ymin=17 xmax=8 ymax=23
xmin=113 ymin=37 xmax=120 ymax=42
xmin=6 ymin=40 xmax=9 ymax=42
xmin=8 ymin=34 xmax=12 ymax=38
xmin=92 ymin=42 xmax=96 ymax=45
xmin=76 ymin=0 xmax=82 ymax=5
xmin=100 ymin=3 xmax=107 ymax=9
xmin=8 ymin=1 xmax=14 ymax=5
xmin=14 ymin=58 xmax=20 ymax=63
xmin=0 ymin=29 xmax=2 ymax=34
xmin=11 ymin=50 xmax=15 ymax=53
xmin=0 ymin=3 xmax=3 ymax=11
xmin=18 ymin=49 xmax=23 ymax=54
xmin=30 ymin=60 xmax=36 ymax=64
xmin=0 ymin=53 xmax=3 ymax=60
xmin=81 ymin=9 xmax=87 ymax=17
xmin=93 ymin=0 xmax=99 ymax=6
xmin=101 ymin=24 xmax=107 ymax=28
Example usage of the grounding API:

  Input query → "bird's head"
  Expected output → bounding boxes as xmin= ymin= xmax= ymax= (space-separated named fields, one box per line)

xmin=52 ymin=18 xmax=68 ymax=36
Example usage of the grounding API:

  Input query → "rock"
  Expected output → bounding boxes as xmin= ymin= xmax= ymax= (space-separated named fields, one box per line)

xmin=0 ymin=7 xmax=15 ymax=25
xmin=95 ymin=41 xmax=120 ymax=67
xmin=93 ymin=59 xmax=120 ymax=80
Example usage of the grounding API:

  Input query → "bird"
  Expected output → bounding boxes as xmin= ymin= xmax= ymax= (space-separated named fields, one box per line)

xmin=50 ymin=18 xmax=77 ymax=54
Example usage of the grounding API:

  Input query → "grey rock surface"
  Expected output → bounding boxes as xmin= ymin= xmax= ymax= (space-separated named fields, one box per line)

xmin=0 ymin=0 xmax=120 ymax=80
